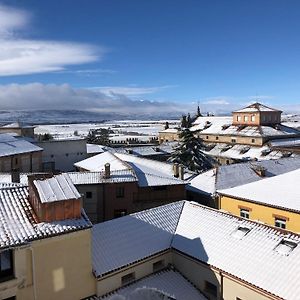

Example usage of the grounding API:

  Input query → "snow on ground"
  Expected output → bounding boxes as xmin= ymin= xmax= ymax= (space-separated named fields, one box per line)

xmin=281 ymin=114 xmax=300 ymax=129
xmin=35 ymin=120 xmax=180 ymax=140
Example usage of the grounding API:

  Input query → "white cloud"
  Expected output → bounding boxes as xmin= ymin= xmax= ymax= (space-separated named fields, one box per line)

xmin=0 ymin=4 xmax=101 ymax=76
xmin=0 ymin=83 xmax=186 ymax=116
xmin=93 ymin=85 xmax=176 ymax=96
xmin=202 ymin=99 xmax=230 ymax=105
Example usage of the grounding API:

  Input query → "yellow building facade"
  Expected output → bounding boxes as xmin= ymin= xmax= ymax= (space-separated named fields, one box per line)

xmin=219 ymin=195 xmax=300 ymax=233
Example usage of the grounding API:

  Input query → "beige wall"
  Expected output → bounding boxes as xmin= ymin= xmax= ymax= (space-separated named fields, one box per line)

xmin=158 ymin=131 xmax=180 ymax=143
xmin=199 ymin=133 xmax=264 ymax=146
xmin=96 ymin=252 xmax=172 ymax=296
xmin=32 ymin=229 xmax=95 ymax=300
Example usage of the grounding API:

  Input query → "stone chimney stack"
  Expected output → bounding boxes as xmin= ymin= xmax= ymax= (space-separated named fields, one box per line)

xmin=179 ymin=165 xmax=185 ymax=180
xmin=105 ymin=163 xmax=111 ymax=179
xmin=173 ymin=163 xmax=179 ymax=178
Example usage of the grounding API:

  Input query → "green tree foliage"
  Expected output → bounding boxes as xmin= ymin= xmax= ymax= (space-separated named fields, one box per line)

xmin=87 ymin=128 xmax=110 ymax=145
xmin=168 ymin=129 xmax=214 ymax=173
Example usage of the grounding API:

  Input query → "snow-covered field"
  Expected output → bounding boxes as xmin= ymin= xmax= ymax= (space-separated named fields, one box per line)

xmin=35 ymin=120 xmax=180 ymax=140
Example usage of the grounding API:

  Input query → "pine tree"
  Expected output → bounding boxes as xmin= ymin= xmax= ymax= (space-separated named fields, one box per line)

xmin=197 ymin=104 xmax=202 ymax=117
xmin=87 ymin=128 xmax=110 ymax=145
xmin=181 ymin=114 xmax=187 ymax=128
xmin=164 ymin=121 xmax=169 ymax=130
xmin=187 ymin=113 xmax=192 ymax=128
xmin=168 ymin=129 xmax=214 ymax=173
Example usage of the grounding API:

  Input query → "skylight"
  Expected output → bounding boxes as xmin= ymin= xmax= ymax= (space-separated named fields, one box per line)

xmin=275 ymin=239 xmax=298 ymax=256
xmin=231 ymin=226 xmax=251 ymax=239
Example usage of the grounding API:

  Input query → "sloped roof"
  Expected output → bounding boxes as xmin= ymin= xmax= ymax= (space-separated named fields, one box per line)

xmin=74 ymin=151 xmax=130 ymax=172
xmin=75 ymin=152 xmax=192 ymax=187
xmin=0 ymin=186 xmax=91 ymax=249
xmin=187 ymin=157 xmax=300 ymax=195
xmin=92 ymin=201 xmax=184 ymax=277
xmin=233 ymin=102 xmax=282 ymax=113
xmin=99 ymin=269 xmax=206 ymax=300
xmin=68 ymin=170 xmax=137 ymax=185
xmin=218 ymin=169 xmax=300 ymax=212
xmin=33 ymin=174 xmax=81 ymax=203
xmin=0 ymin=133 xmax=42 ymax=157
xmin=92 ymin=201 xmax=300 ymax=299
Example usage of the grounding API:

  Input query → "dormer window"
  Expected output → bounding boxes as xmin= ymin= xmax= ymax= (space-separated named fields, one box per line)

xmin=232 ymin=226 xmax=251 ymax=239
xmin=275 ymin=239 xmax=297 ymax=256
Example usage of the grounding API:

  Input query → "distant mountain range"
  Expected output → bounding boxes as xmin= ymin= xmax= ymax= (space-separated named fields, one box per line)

xmin=0 ymin=110 xmax=184 ymax=125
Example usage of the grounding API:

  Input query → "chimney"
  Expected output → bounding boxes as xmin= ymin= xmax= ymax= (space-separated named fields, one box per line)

xmin=179 ymin=165 xmax=185 ymax=180
xmin=11 ymin=169 xmax=20 ymax=183
xmin=27 ymin=173 xmax=82 ymax=222
xmin=173 ymin=163 xmax=179 ymax=178
xmin=252 ymin=165 xmax=266 ymax=177
xmin=104 ymin=163 xmax=111 ymax=179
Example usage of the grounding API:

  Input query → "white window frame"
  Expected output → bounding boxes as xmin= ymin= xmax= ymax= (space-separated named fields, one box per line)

xmin=240 ymin=209 xmax=250 ymax=219
xmin=275 ymin=218 xmax=286 ymax=229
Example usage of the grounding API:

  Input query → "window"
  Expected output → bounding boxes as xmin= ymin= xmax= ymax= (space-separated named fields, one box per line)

xmin=251 ymin=138 xmax=255 ymax=143
xmin=206 ymin=136 xmax=209 ymax=140
xmin=240 ymin=208 xmax=250 ymax=219
xmin=114 ymin=209 xmax=127 ymax=218
xmin=153 ymin=260 xmax=165 ymax=272
xmin=14 ymin=157 xmax=18 ymax=165
xmin=244 ymin=116 xmax=249 ymax=122
xmin=0 ymin=250 xmax=14 ymax=281
xmin=116 ymin=186 xmax=125 ymax=198
xmin=236 ymin=115 xmax=241 ymax=121
xmin=275 ymin=217 xmax=286 ymax=229
xmin=204 ymin=281 xmax=217 ymax=297
xmin=231 ymin=138 xmax=236 ymax=143
xmin=251 ymin=115 xmax=255 ymax=122
xmin=86 ymin=191 xmax=92 ymax=199
xmin=216 ymin=136 xmax=219 ymax=140
xmin=121 ymin=272 xmax=135 ymax=285
xmin=232 ymin=226 xmax=251 ymax=239
xmin=226 ymin=160 xmax=230 ymax=165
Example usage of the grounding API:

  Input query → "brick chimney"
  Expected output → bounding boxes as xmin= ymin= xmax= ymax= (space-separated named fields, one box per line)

xmin=28 ymin=173 xmax=82 ymax=222
xmin=104 ymin=163 xmax=111 ymax=179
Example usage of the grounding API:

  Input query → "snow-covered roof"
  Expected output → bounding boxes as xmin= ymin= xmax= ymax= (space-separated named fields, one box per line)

xmin=33 ymin=174 xmax=81 ymax=203
xmin=68 ymin=170 xmax=137 ymax=185
xmin=92 ymin=201 xmax=300 ymax=299
xmin=233 ymin=102 xmax=282 ymax=113
xmin=187 ymin=157 xmax=300 ymax=195
xmin=190 ymin=116 xmax=231 ymax=132
xmin=202 ymin=142 xmax=291 ymax=161
xmin=187 ymin=168 xmax=216 ymax=195
xmin=0 ymin=186 xmax=91 ymax=249
xmin=92 ymin=201 xmax=184 ymax=277
xmin=218 ymin=169 xmax=300 ymax=212
xmin=159 ymin=128 xmax=180 ymax=134
xmin=0 ymin=133 xmax=42 ymax=157
xmin=99 ymin=269 xmax=206 ymax=300
xmin=114 ymin=153 xmax=194 ymax=182
xmin=269 ymin=137 xmax=300 ymax=148
xmin=86 ymin=144 xmax=107 ymax=154
xmin=74 ymin=152 xmax=130 ymax=172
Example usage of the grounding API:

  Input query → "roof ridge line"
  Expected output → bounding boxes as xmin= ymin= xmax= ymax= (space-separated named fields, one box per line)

xmin=170 ymin=201 xmax=187 ymax=247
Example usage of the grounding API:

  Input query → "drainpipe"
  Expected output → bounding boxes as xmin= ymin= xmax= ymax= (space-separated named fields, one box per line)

xmin=30 ymin=247 xmax=37 ymax=300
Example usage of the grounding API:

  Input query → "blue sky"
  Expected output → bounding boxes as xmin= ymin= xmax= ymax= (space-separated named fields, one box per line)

xmin=0 ymin=0 xmax=300 ymax=115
